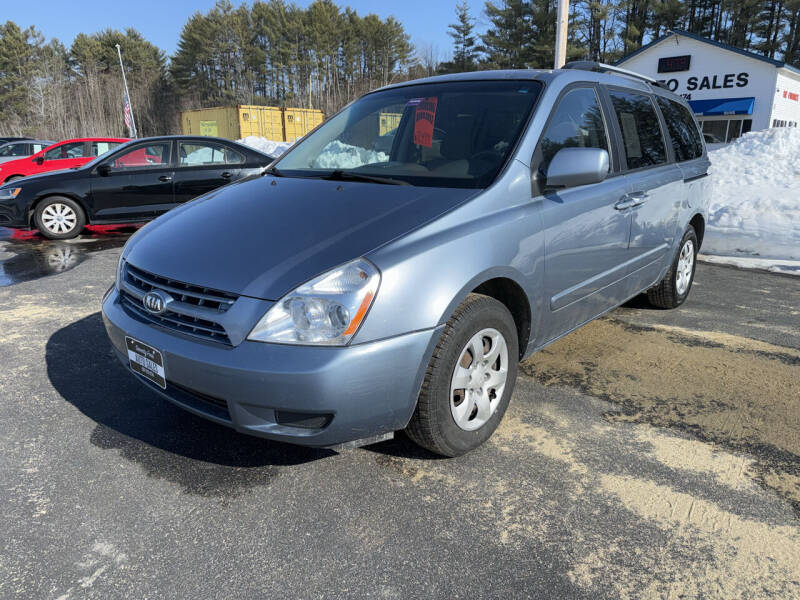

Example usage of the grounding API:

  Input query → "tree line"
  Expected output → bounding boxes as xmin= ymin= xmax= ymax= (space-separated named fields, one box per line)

xmin=2 ymin=0 xmax=800 ymax=140
xmin=445 ymin=0 xmax=800 ymax=71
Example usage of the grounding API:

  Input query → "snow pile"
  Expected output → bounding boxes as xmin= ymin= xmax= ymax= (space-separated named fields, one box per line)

xmin=238 ymin=136 xmax=294 ymax=158
xmin=183 ymin=146 xmax=222 ymax=165
xmin=236 ymin=136 xmax=389 ymax=169
xmin=704 ymin=128 xmax=800 ymax=273
xmin=310 ymin=140 xmax=388 ymax=169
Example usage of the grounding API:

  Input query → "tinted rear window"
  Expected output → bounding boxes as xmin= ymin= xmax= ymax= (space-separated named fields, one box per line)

xmin=656 ymin=97 xmax=704 ymax=161
xmin=609 ymin=90 xmax=667 ymax=170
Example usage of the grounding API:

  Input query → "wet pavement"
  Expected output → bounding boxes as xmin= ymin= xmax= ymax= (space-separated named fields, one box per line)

xmin=0 ymin=226 xmax=138 ymax=287
xmin=0 ymin=234 xmax=798 ymax=599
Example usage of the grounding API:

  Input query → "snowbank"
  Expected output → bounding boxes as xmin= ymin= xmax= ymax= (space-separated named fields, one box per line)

xmin=704 ymin=128 xmax=800 ymax=272
xmin=310 ymin=140 xmax=388 ymax=169
xmin=236 ymin=136 xmax=388 ymax=169
xmin=238 ymin=136 xmax=294 ymax=158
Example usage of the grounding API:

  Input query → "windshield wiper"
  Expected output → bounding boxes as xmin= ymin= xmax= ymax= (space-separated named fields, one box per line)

xmin=322 ymin=170 xmax=410 ymax=186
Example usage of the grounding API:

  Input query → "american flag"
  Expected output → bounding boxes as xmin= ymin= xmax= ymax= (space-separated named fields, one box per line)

xmin=123 ymin=93 xmax=137 ymax=138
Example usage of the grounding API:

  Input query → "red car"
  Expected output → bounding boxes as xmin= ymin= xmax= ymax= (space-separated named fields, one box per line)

xmin=0 ymin=137 xmax=129 ymax=184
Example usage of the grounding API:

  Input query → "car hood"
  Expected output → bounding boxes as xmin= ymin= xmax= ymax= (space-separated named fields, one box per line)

xmin=124 ymin=175 xmax=477 ymax=300
xmin=0 ymin=167 xmax=77 ymax=188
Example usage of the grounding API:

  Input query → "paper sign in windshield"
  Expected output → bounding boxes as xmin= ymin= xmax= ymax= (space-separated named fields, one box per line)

xmin=413 ymin=97 xmax=438 ymax=147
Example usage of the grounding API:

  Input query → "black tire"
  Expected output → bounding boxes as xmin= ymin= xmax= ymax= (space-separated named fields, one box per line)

xmin=405 ymin=293 xmax=519 ymax=457
xmin=5 ymin=175 xmax=23 ymax=183
xmin=647 ymin=226 xmax=698 ymax=309
xmin=33 ymin=196 xmax=86 ymax=240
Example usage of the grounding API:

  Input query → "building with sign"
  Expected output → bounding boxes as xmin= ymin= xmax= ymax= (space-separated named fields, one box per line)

xmin=616 ymin=30 xmax=800 ymax=144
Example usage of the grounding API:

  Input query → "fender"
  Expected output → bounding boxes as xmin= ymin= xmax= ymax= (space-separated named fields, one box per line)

xmin=357 ymin=160 xmax=545 ymax=347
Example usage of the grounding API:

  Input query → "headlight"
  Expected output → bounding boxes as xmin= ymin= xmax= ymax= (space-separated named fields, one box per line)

xmin=0 ymin=187 xmax=22 ymax=201
xmin=248 ymin=258 xmax=380 ymax=346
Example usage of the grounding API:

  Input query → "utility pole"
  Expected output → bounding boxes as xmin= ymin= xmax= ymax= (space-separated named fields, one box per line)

xmin=554 ymin=0 xmax=569 ymax=69
xmin=115 ymin=43 xmax=138 ymax=138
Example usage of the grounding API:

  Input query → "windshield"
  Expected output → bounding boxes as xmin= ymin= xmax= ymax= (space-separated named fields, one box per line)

xmin=275 ymin=80 xmax=542 ymax=188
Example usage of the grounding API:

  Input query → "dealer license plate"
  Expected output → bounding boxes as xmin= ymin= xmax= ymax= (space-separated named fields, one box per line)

xmin=125 ymin=336 xmax=166 ymax=389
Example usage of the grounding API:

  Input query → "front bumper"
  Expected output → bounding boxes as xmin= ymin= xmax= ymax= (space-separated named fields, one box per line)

xmin=102 ymin=287 xmax=441 ymax=447
xmin=0 ymin=198 xmax=27 ymax=227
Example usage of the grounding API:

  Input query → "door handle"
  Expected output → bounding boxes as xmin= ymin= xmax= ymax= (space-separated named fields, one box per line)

xmin=158 ymin=175 xmax=172 ymax=182
xmin=221 ymin=171 xmax=233 ymax=179
xmin=615 ymin=196 xmax=637 ymax=210
xmin=627 ymin=191 xmax=649 ymax=204
xmin=615 ymin=192 xmax=648 ymax=210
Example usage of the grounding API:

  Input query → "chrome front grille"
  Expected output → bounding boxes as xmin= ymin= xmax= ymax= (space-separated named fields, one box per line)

xmin=120 ymin=262 xmax=237 ymax=345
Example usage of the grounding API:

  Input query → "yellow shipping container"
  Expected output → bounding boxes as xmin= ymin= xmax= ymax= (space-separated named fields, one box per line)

xmin=379 ymin=112 xmax=402 ymax=136
xmin=180 ymin=105 xmax=324 ymax=142
xmin=238 ymin=106 xmax=284 ymax=140
xmin=283 ymin=108 xmax=325 ymax=142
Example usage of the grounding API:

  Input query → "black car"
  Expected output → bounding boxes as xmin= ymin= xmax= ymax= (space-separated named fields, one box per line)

xmin=0 ymin=136 xmax=274 ymax=239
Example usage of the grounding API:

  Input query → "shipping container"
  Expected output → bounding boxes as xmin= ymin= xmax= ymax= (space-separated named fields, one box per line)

xmin=282 ymin=108 xmax=325 ymax=142
xmin=180 ymin=105 xmax=324 ymax=142
xmin=379 ymin=112 xmax=403 ymax=136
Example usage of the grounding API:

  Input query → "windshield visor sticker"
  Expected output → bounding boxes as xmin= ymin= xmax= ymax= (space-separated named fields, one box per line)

xmin=413 ymin=97 xmax=438 ymax=148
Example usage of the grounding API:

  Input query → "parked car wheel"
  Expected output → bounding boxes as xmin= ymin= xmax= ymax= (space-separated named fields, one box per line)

xmin=34 ymin=197 xmax=86 ymax=240
xmin=405 ymin=293 xmax=519 ymax=457
xmin=647 ymin=226 xmax=698 ymax=309
xmin=5 ymin=175 xmax=24 ymax=183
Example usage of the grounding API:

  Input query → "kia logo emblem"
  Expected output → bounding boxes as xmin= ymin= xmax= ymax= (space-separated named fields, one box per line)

xmin=142 ymin=290 xmax=170 ymax=315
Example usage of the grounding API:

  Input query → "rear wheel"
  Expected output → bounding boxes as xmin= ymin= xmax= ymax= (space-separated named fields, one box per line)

xmin=34 ymin=197 xmax=85 ymax=240
xmin=405 ymin=293 xmax=518 ymax=457
xmin=647 ymin=226 xmax=698 ymax=309
xmin=5 ymin=175 xmax=23 ymax=183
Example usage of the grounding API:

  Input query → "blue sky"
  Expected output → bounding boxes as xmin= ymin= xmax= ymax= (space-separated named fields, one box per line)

xmin=4 ymin=0 xmax=487 ymax=61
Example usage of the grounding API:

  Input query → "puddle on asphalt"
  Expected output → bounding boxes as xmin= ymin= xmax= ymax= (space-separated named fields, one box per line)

xmin=522 ymin=317 xmax=800 ymax=510
xmin=0 ymin=226 xmax=136 ymax=286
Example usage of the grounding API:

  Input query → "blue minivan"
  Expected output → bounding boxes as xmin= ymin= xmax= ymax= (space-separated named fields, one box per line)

xmin=102 ymin=63 xmax=710 ymax=456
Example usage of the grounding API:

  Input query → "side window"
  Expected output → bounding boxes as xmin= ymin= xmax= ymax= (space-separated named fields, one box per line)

xmin=178 ymin=142 xmax=244 ymax=166
xmin=656 ymin=97 xmax=703 ymax=161
xmin=31 ymin=143 xmax=48 ymax=153
xmin=0 ymin=145 xmax=15 ymax=157
xmin=44 ymin=142 xmax=86 ymax=161
xmin=90 ymin=141 xmax=122 ymax=157
xmin=6 ymin=143 xmax=30 ymax=156
xmin=609 ymin=90 xmax=667 ymax=169
xmin=537 ymin=87 xmax=610 ymax=175
xmin=109 ymin=142 xmax=171 ymax=169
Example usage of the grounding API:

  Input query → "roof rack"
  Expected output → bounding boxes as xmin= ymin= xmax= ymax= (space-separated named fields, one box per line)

xmin=562 ymin=61 xmax=669 ymax=89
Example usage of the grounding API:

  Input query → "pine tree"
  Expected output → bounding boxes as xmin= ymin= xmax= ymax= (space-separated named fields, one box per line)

xmin=443 ymin=1 xmax=479 ymax=72
xmin=0 ymin=21 xmax=42 ymax=132
xmin=481 ymin=0 xmax=538 ymax=68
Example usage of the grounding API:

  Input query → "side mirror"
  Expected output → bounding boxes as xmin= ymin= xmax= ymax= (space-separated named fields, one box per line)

xmin=545 ymin=147 xmax=609 ymax=189
xmin=35 ymin=155 xmax=44 ymax=164
xmin=97 ymin=164 xmax=112 ymax=176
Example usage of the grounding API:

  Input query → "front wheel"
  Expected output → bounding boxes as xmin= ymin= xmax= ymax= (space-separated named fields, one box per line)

xmin=5 ymin=175 xmax=24 ymax=183
xmin=405 ymin=293 xmax=519 ymax=457
xmin=34 ymin=197 xmax=86 ymax=240
xmin=647 ymin=226 xmax=698 ymax=309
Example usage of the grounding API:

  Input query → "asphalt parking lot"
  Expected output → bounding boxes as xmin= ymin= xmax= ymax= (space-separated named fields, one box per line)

xmin=1 ymin=227 xmax=799 ymax=599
